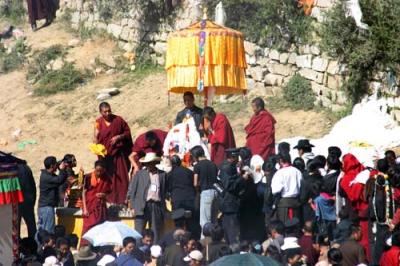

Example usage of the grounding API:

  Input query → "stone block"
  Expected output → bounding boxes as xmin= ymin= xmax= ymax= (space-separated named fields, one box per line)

xmin=288 ymin=53 xmax=297 ymax=64
xmin=269 ymin=49 xmax=280 ymax=61
xmin=299 ymin=69 xmax=324 ymax=83
xmin=107 ymin=24 xmax=123 ymax=39
xmin=153 ymin=42 xmax=167 ymax=55
xmin=393 ymin=110 xmax=400 ymax=121
xmin=156 ymin=56 xmax=165 ymax=66
xmin=327 ymin=60 xmax=339 ymax=75
xmin=312 ymin=57 xmax=329 ymax=72
xmin=99 ymin=55 xmax=116 ymax=68
xmin=268 ymin=63 xmax=293 ymax=77
xmin=120 ymin=27 xmax=130 ymax=41
xmin=257 ymin=57 xmax=269 ymax=67
xmin=122 ymin=42 xmax=137 ymax=52
xmin=296 ymin=55 xmax=313 ymax=69
xmin=316 ymin=0 xmax=335 ymax=8
xmin=128 ymin=19 xmax=140 ymax=29
xmin=246 ymin=54 xmax=257 ymax=66
xmin=264 ymin=48 xmax=270 ymax=58
xmin=244 ymin=41 xmax=257 ymax=56
xmin=249 ymin=66 xmax=266 ymax=82
xmin=265 ymin=74 xmax=284 ymax=86
xmin=279 ymin=53 xmax=289 ymax=64
xmin=327 ymin=75 xmax=343 ymax=90
xmin=96 ymin=22 xmax=107 ymax=30
xmin=311 ymin=82 xmax=330 ymax=97
xmin=310 ymin=45 xmax=320 ymax=55
xmin=246 ymin=78 xmax=256 ymax=90
xmin=121 ymin=18 xmax=129 ymax=26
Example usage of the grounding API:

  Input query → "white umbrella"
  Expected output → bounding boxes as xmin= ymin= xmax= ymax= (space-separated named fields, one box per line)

xmin=82 ymin=221 xmax=142 ymax=246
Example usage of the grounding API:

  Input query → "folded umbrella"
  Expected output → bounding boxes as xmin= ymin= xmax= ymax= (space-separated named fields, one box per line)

xmin=209 ymin=253 xmax=280 ymax=266
xmin=82 ymin=221 xmax=142 ymax=246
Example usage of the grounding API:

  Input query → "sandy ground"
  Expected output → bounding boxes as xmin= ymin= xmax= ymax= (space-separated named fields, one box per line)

xmin=0 ymin=21 xmax=333 ymax=237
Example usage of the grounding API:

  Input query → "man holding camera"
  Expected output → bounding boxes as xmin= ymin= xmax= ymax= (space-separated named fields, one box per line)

xmin=216 ymin=148 xmax=248 ymax=245
xmin=38 ymin=156 xmax=68 ymax=234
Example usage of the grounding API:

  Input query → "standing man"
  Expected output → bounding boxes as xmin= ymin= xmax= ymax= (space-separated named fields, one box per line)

xmin=293 ymin=139 xmax=315 ymax=165
xmin=38 ymin=156 xmax=68 ymax=234
xmin=218 ymin=149 xmax=247 ymax=245
xmin=271 ymin=153 xmax=302 ymax=224
xmin=339 ymin=224 xmax=366 ymax=266
xmin=175 ymin=91 xmax=203 ymax=130
xmin=127 ymin=153 xmax=167 ymax=243
xmin=129 ymin=129 xmax=168 ymax=175
xmin=94 ymin=102 xmax=133 ymax=204
xmin=245 ymin=97 xmax=276 ymax=161
xmin=203 ymin=107 xmax=236 ymax=167
xmin=26 ymin=0 xmax=58 ymax=31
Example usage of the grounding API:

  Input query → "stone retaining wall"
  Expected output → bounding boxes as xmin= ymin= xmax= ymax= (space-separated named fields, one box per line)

xmin=59 ymin=0 xmax=400 ymax=114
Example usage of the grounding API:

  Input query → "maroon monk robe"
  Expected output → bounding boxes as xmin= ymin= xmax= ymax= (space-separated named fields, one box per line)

xmin=96 ymin=115 xmax=133 ymax=204
xmin=245 ymin=110 xmax=276 ymax=161
xmin=132 ymin=129 xmax=168 ymax=159
xmin=81 ymin=172 xmax=112 ymax=246
xmin=26 ymin=0 xmax=57 ymax=24
xmin=208 ymin=113 xmax=236 ymax=166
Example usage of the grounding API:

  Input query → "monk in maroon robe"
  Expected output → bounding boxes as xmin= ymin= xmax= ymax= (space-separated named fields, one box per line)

xmin=81 ymin=160 xmax=111 ymax=246
xmin=129 ymin=129 xmax=168 ymax=175
xmin=94 ymin=102 xmax=133 ymax=204
xmin=203 ymin=107 xmax=236 ymax=166
xmin=26 ymin=0 xmax=57 ymax=31
xmin=245 ymin=97 xmax=276 ymax=161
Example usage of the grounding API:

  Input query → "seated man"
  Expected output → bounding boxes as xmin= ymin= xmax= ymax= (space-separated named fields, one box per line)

xmin=129 ymin=130 xmax=167 ymax=175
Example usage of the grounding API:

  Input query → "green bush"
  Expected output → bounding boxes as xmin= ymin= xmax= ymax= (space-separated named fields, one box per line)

xmin=27 ymin=45 xmax=66 ymax=82
xmin=205 ymin=0 xmax=312 ymax=49
xmin=320 ymin=0 xmax=400 ymax=104
xmin=0 ymin=39 xmax=28 ymax=73
xmin=0 ymin=0 xmax=25 ymax=24
xmin=34 ymin=63 xmax=87 ymax=96
xmin=283 ymin=74 xmax=315 ymax=110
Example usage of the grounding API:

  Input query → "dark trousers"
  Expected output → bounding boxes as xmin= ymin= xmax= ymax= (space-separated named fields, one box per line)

xmin=135 ymin=201 xmax=163 ymax=243
xmin=222 ymin=213 xmax=239 ymax=245
xmin=369 ymin=222 xmax=390 ymax=266
xmin=172 ymin=199 xmax=201 ymax=240
xmin=275 ymin=197 xmax=301 ymax=224
xmin=18 ymin=203 xmax=37 ymax=238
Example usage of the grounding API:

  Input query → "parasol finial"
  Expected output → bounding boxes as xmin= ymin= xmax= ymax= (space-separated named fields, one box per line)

xmin=202 ymin=7 xmax=208 ymax=20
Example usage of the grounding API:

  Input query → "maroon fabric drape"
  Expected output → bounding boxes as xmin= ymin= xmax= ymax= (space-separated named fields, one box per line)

xmin=26 ymin=0 xmax=57 ymax=24
xmin=96 ymin=115 xmax=133 ymax=204
xmin=245 ymin=110 xmax=276 ymax=161
xmin=132 ymin=129 xmax=168 ymax=158
xmin=209 ymin=113 xmax=236 ymax=166
xmin=81 ymin=173 xmax=111 ymax=246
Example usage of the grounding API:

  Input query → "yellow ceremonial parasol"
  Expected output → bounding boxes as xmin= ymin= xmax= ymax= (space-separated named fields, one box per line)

xmin=166 ymin=15 xmax=247 ymax=104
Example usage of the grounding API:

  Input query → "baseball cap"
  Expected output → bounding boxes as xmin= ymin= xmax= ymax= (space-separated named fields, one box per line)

xmin=184 ymin=250 xmax=203 ymax=262
xmin=151 ymin=245 xmax=162 ymax=258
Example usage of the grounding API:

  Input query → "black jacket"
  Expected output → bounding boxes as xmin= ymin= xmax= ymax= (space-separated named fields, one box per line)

xmin=218 ymin=161 xmax=245 ymax=214
xmin=167 ymin=166 xmax=195 ymax=203
xmin=175 ymin=105 xmax=203 ymax=129
xmin=38 ymin=170 xmax=68 ymax=208
xmin=17 ymin=163 xmax=36 ymax=206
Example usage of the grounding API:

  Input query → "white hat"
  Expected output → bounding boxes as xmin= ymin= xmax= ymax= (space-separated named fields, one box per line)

xmin=250 ymin=155 xmax=265 ymax=184
xmin=281 ymin=237 xmax=300 ymax=251
xmin=139 ymin=152 xmax=161 ymax=163
xmin=151 ymin=245 xmax=162 ymax=258
xmin=184 ymin=250 xmax=203 ymax=262
xmin=156 ymin=157 xmax=172 ymax=173
xmin=97 ymin=254 xmax=115 ymax=266
xmin=43 ymin=256 xmax=61 ymax=266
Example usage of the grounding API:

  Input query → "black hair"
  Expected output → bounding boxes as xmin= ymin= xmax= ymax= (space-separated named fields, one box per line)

xmin=269 ymin=220 xmax=285 ymax=235
xmin=54 ymin=225 xmax=66 ymax=239
xmin=278 ymin=142 xmax=290 ymax=155
xmin=385 ymin=150 xmax=396 ymax=158
xmin=327 ymin=154 xmax=342 ymax=171
xmin=239 ymin=240 xmax=251 ymax=252
xmin=42 ymin=246 xmax=57 ymax=259
xmin=203 ymin=107 xmax=216 ymax=119
xmin=348 ymin=224 xmax=361 ymax=238
xmin=170 ymin=155 xmax=182 ymax=168
xmin=392 ymin=231 xmax=400 ymax=247
xmin=307 ymin=160 xmax=320 ymax=174
xmin=19 ymin=237 xmax=38 ymax=256
xmin=142 ymin=229 xmax=155 ymax=239
xmin=98 ymin=245 xmax=116 ymax=257
xmin=303 ymin=223 xmax=313 ymax=234
xmin=263 ymin=155 xmax=278 ymax=173
xmin=338 ymin=208 xmax=349 ymax=220
xmin=190 ymin=146 xmax=205 ymax=160
xmin=210 ymin=224 xmax=224 ymax=242
xmin=239 ymin=147 xmax=252 ymax=166
xmin=183 ymin=91 xmax=194 ymax=98
xmin=388 ymin=166 xmax=400 ymax=188
xmin=94 ymin=160 xmax=106 ymax=169
xmin=145 ymin=131 xmax=157 ymax=142
xmin=328 ymin=146 xmax=342 ymax=158
xmin=328 ymin=248 xmax=343 ymax=265
xmin=62 ymin=154 xmax=76 ymax=164
xmin=44 ymin=156 xmax=57 ymax=169
xmin=42 ymin=233 xmax=55 ymax=245
xmin=278 ymin=153 xmax=291 ymax=164
xmin=293 ymin=157 xmax=305 ymax=172
xmin=99 ymin=102 xmax=110 ymax=111
xmin=66 ymin=234 xmax=79 ymax=249
xmin=122 ymin=237 xmax=136 ymax=247
xmin=252 ymin=97 xmax=265 ymax=110
xmin=56 ymin=237 xmax=69 ymax=248
xmin=37 ymin=229 xmax=49 ymax=244
xmin=313 ymin=155 xmax=327 ymax=169
xmin=377 ymin=158 xmax=389 ymax=173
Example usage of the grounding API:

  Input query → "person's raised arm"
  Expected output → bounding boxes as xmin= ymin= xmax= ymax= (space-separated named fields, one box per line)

xmin=129 ymin=151 xmax=140 ymax=176
xmin=93 ymin=121 xmax=100 ymax=144
xmin=82 ymin=177 xmax=88 ymax=216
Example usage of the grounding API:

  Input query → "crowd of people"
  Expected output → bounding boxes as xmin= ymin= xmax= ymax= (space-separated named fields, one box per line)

xmin=13 ymin=92 xmax=400 ymax=266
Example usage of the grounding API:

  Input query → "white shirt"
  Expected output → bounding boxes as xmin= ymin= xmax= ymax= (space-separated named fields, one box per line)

xmin=271 ymin=166 xmax=302 ymax=198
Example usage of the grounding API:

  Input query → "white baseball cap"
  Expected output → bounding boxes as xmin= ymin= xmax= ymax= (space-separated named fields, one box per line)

xmin=97 ymin=254 xmax=115 ymax=266
xmin=151 ymin=245 xmax=162 ymax=258
xmin=184 ymin=250 xmax=203 ymax=262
